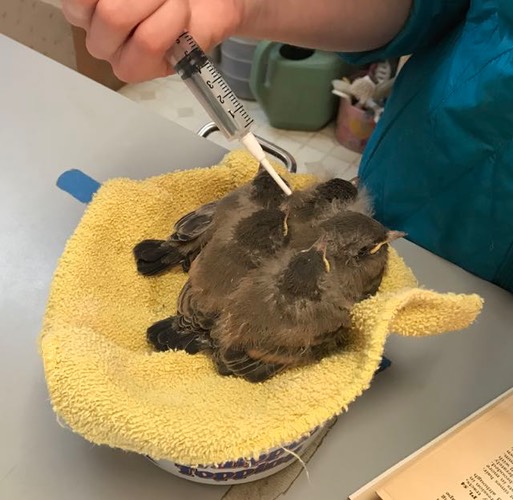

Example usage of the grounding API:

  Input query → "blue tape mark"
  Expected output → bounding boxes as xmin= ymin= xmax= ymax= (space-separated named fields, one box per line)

xmin=56 ymin=169 xmax=101 ymax=203
xmin=376 ymin=356 xmax=392 ymax=374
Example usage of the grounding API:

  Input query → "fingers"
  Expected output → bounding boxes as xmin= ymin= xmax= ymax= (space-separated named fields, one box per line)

xmin=63 ymin=0 xmax=237 ymax=83
xmin=65 ymin=0 xmax=190 ymax=83
xmin=62 ymin=0 xmax=98 ymax=29
xmin=86 ymin=0 xmax=165 ymax=61
xmin=112 ymin=0 xmax=191 ymax=82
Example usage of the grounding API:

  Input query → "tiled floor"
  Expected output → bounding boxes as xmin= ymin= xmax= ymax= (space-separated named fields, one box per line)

xmin=118 ymin=74 xmax=361 ymax=178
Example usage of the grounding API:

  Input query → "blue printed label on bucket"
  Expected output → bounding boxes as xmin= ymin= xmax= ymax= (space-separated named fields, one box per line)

xmin=169 ymin=429 xmax=317 ymax=483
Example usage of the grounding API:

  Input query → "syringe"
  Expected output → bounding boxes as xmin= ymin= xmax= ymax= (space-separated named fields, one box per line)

xmin=166 ymin=32 xmax=292 ymax=196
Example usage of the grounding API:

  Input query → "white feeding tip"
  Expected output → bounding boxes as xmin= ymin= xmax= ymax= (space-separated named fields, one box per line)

xmin=241 ymin=133 xmax=292 ymax=196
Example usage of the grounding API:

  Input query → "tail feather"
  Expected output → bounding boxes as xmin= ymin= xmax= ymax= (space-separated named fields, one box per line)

xmin=133 ymin=239 xmax=184 ymax=276
xmin=147 ymin=317 xmax=206 ymax=354
xmin=133 ymin=239 xmax=171 ymax=261
xmin=136 ymin=259 xmax=176 ymax=276
xmin=147 ymin=318 xmax=175 ymax=352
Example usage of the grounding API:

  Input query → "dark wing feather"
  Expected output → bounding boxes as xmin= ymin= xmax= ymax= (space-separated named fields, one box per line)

xmin=177 ymin=281 xmax=215 ymax=331
xmin=133 ymin=239 xmax=184 ymax=276
xmin=218 ymin=347 xmax=285 ymax=383
xmin=146 ymin=316 xmax=207 ymax=354
xmin=171 ymin=201 xmax=218 ymax=242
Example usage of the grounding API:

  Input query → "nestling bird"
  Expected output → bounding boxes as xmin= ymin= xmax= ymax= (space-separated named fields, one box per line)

xmin=133 ymin=164 xmax=291 ymax=275
xmin=141 ymin=170 xmax=398 ymax=383
xmin=318 ymin=211 xmax=405 ymax=299
xmin=209 ymin=211 xmax=405 ymax=383
xmin=146 ymin=206 xmax=291 ymax=353
xmin=282 ymin=177 xmax=373 ymax=250
xmin=285 ymin=178 xmax=359 ymax=219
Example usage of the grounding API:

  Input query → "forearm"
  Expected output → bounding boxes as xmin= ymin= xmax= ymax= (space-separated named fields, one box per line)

xmin=236 ymin=0 xmax=412 ymax=52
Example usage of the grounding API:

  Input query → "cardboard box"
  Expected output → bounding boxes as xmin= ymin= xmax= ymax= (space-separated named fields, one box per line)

xmin=0 ymin=0 xmax=123 ymax=90
xmin=350 ymin=387 xmax=513 ymax=500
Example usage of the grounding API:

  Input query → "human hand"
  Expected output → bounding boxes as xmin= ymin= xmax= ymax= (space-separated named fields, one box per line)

xmin=62 ymin=0 xmax=243 ymax=83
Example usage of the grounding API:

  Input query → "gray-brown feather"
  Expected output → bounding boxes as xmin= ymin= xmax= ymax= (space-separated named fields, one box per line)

xmin=209 ymin=210 xmax=391 ymax=381
xmin=282 ymin=179 xmax=374 ymax=250
xmin=134 ymin=166 xmax=289 ymax=275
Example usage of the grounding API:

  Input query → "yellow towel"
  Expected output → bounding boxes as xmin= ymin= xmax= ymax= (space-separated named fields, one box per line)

xmin=39 ymin=150 xmax=484 ymax=466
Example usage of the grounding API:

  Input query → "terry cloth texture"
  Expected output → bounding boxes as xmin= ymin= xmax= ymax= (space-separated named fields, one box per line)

xmin=39 ymin=150 xmax=484 ymax=466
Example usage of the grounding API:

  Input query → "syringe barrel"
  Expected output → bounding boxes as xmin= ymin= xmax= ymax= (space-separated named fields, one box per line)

xmin=182 ymin=72 xmax=249 ymax=140
xmin=167 ymin=33 xmax=254 ymax=141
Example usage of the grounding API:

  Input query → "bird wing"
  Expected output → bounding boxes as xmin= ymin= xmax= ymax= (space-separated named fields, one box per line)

xmin=171 ymin=201 xmax=218 ymax=242
xmin=215 ymin=346 xmax=287 ymax=383
xmin=176 ymin=280 xmax=216 ymax=336
xmin=309 ymin=324 xmax=356 ymax=360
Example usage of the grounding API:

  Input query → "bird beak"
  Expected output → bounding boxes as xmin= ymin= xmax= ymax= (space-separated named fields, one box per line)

xmin=350 ymin=176 xmax=359 ymax=188
xmin=313 ymin=234 xmax=328 ymax=252
xmin=313 ymin=235 xmax=331 ymax=272
xmin=283 ymin=209 xmax=290 ymax=237
xmin=386 ymin=230 xmax=407 ymax=243
xmin=369 ymin=241 xmax=386 ymax=255
xmin=369 ymin=230 xmax=407 ymax=255
xmin=323 ymin=255 xmax=331 ymax=273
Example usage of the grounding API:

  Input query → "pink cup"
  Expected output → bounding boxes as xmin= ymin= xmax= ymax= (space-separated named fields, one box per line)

xmin=335 ymin=98 xmax=376 ymax=153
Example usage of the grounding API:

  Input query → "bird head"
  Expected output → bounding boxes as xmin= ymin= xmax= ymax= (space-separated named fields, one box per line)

xmin=365 ymin=230 xmax=406 ymax=256
xmin=233 ymin=208 xmax=290 ymax=253
xmin=278 ymin=234 xmax=332 ymax=301
xmin=351 ymin=224 xmax=406 ymax=261
xmin=250 ymin=164 xmax=291 ymax=208
xmin=314 ymin=178 xmax=358 ymax=204
xmin=280 ymin=178 xmax=357 ymax=222
xmin=320 ymin=211 xmax=406 ymax=261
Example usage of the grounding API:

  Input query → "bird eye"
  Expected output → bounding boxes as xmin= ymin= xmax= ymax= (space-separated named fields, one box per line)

xmin=357 ymin=246 xmax=372 ymax=257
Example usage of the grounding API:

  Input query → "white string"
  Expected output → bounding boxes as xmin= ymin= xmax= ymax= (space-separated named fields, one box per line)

xmin=281 ymin=447 xmax=312 ymax=486
xmin=55 ymin=413 xmax=68 ymax=429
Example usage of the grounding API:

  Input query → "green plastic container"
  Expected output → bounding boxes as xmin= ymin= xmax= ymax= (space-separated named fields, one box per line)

xmin=250 ymin=42 xmax=349 ymax=131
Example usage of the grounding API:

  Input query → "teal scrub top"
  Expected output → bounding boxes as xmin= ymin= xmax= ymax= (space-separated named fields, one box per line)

xmin=340 ymin=0 xmax=513 ymax=292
